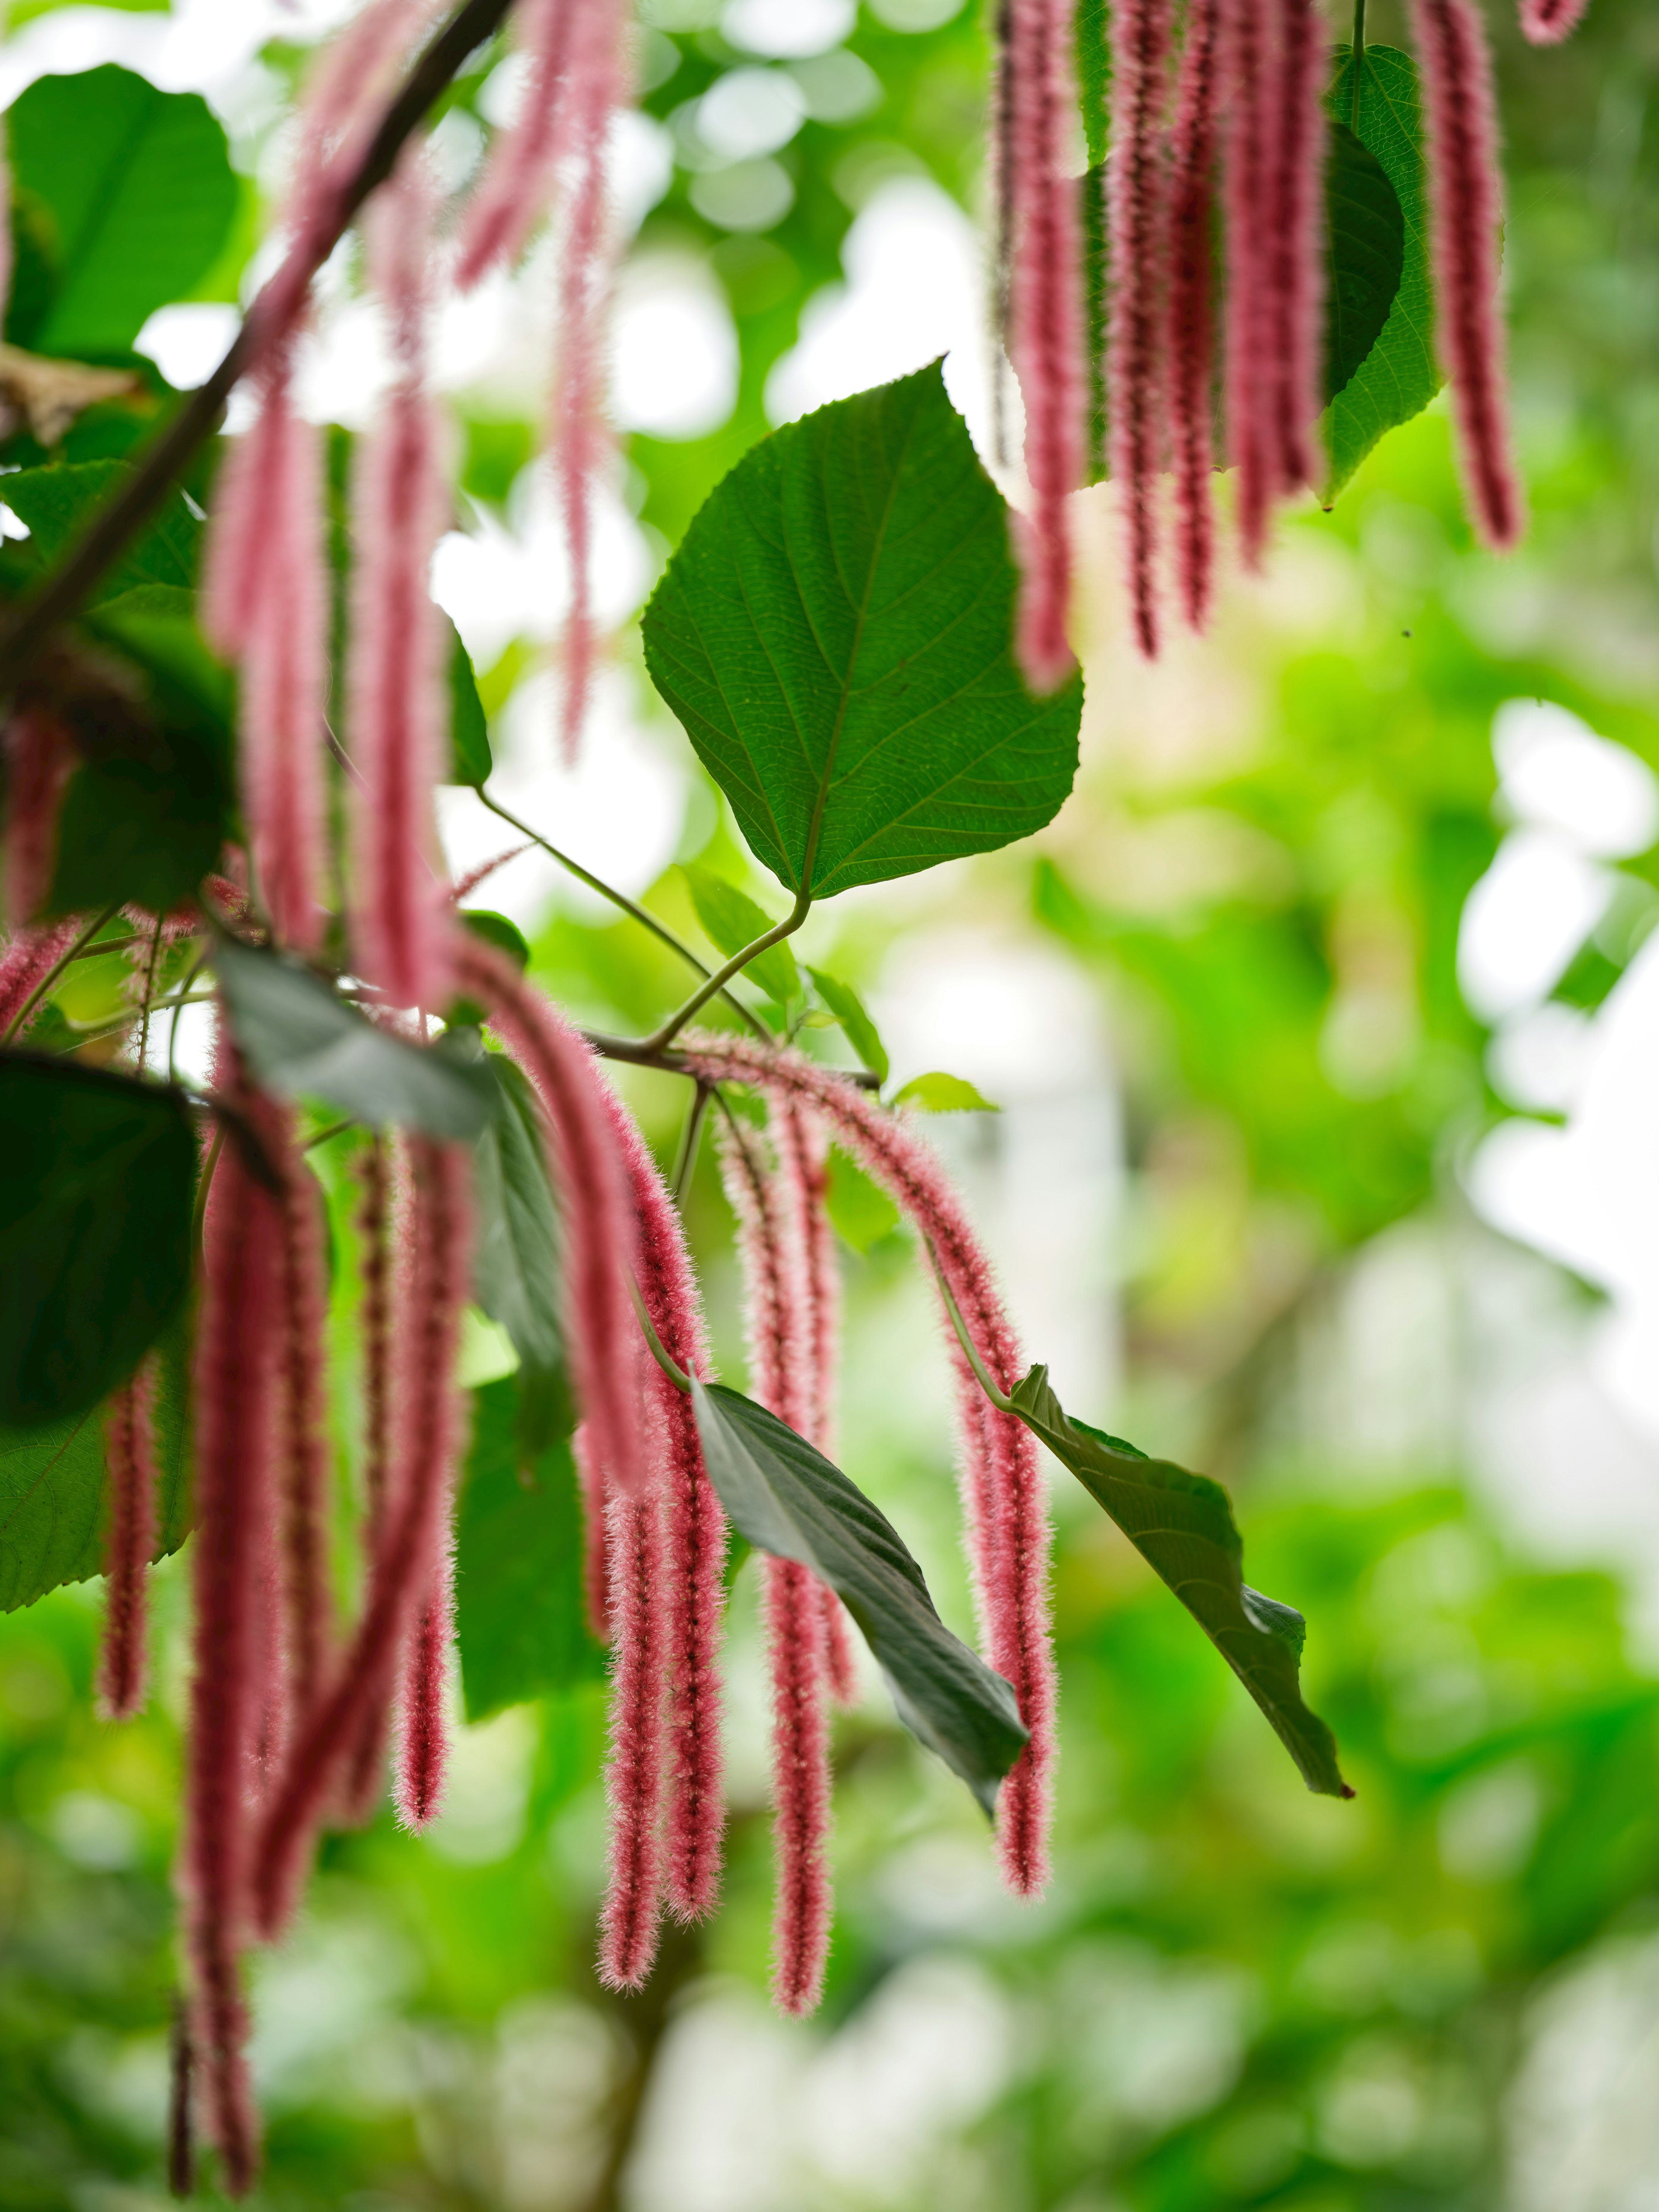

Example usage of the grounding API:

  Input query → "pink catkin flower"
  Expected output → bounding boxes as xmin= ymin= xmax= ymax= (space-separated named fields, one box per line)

xmin=3 ymin=710 xmax=74 ymax=928
xmin=1518 ymin=0 xmax=1589 ymax=42
xmin=250 ymin=1140 xmax=471 ymax=1939
xmin=97 ymin=1359 xmax=159 ymax=1723
xmin=341 ymin=1137 xmax=397 ymax=1822
xmin=715 ymin=1109 xmax=834 ymax=2013
xmin=284 ymin=0 xmax=446 ymax=263
xmin=183 ymin=1080 xmax=286 ymax=2196
xmin=349 ymin=153 xmax=451 ymax=1013
xmin=1166 ymin=0 xmax=1225 ymax=632
xmin=1410 ymin=0 xmax=1525 ymax=550
xmin=598 ymin=1086 xmax=726 ymax=1924
xmin=597 ymin=1480 xmax=667 ymax=1989
xmin=572 ymin=1424 xmax=612 ymax=1640
xmin=1261 ymin=0 xmax=1328 ymax=500
xmin=1220 ymin=0 xmax=1276 ymax=564
xmin=453 ymin=0 xmax=578 ymax=288
xmin=1107 ymin=0 xmax=1174 ymax=660
xmin=395 ymin=1586 xmax=452 ymax=1829
xmin=0 ymin=916 xmax=78 ymax=1036
xmin=1003 ymin=0 xmax=1086 ymax=691
xmin=683 ymin=1038 xmax=1058 ymax=1898
xmin=453 ymin=937 xmax=649 ymax=1500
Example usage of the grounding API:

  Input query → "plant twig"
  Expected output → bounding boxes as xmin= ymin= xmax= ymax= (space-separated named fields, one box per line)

xmin=670 ymin=1080 xmax=712 ymax=1203
xmin=642 ymin=886 xmax=812 ymax=1053
xmin=477 ymin=790 xmax=772 ymax=1043
xmin=0 ymin=0 xmax=517 ymax=685
xmin=135 ymin=912 xmax=165 ymax=1073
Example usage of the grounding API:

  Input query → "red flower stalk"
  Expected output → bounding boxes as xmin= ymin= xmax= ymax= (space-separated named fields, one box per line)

xmin=3 ymin=710 xmax=74 ymax=928
xmin=572 ymin=1423 xmax=611 ymax=1640
xmin=682 ymin=1037 xmax=1058 ymax=1897
xmin=1166 ymin=0 xmax=1225 ymax=632
xmin=453 ymin=0 xmax=578 ymax=288
xmin=1262 ymin=0 xmax=1328 ymax=501
xmin=1107 ymin=0 xmax=1174 ymax=659
xmin=286 ymin=0 xmax=446 ymax=260
xmin=349 ymin=153 xmax=451 ymax=1014
xmin=768 ymin=1100 xmax=858 ymax=1704
xmin=716 ymin=1108 xmax=835 ymax=2006
xmin=0 ymin=916 xmax=78 ymax=1036
xmin=597 ymin=1480 xmax=667 ymax=1990
xmin=250 ymin=1139 xmax=471 ymax=1939
xmin=395 ymin=1584 xmax=452 ymax=1829
xmin=549 ymin=0 xmax=627 ymax=762
xmin=1002 ymin=0 xmax=1086 ymax=691
xmin=97 ymin=1358 xmax=159 ymax=1723
xmin=1410 ymin=0 xmax=1525 ymax=550
xmin=599 ymin=1083 xmax=728 ymax=1925
xmin=453 ymin=936 xmax=648 ymax=1500
xmin=340 ymin=1134 xmax=397 ymax=1822
xmin=1220 ymin=0 xmax=1276 ymax=563
xmin=1518 ymin=0 xmax=1589 ymax=43
xmin=182 ymin=1076 xmax=287 ymax=2196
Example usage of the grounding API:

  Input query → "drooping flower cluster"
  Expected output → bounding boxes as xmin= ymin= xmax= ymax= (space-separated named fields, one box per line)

xmin=1002 ymin=0 xmax=1572 ymax=679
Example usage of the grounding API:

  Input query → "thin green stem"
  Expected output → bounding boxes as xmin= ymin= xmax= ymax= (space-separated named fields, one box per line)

xmin=628 ymin=1273 xmax=693 ymax=1393
xmin=65 ymin=932 xmax=143 ymax=963
xmin=169 ymin=951 xmax=209 ymax=1085
xmin=670 ymin=1081 xmax=712 ymax=1205
xmin=642 ymin=887 xmax=811 ymax=1054
xmin=2 ymin=900 xmax=121 ymax=1042
xmin=73 ymin=991 xmax=215 ymax=1051
xmin=303 ymin=1118 xmax=355 ymax=1152
xmin=926 ymin=1244 xmax=1016 ymax=1414
xmin=135 ymin=914 xmax=165 ymax=1074
xmin=191 ymin=1124 xmax=225 ymax=1267
xmin=1350 ymin=0 xmax=1367 ymax=130
xmin=476 ymin=790 xmax=772 ymax=1044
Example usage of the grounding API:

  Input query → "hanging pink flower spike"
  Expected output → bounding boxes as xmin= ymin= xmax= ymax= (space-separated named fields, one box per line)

xmin=1166 ymin=0 xmax=1225 ymax=635
xmin=1002 ymin=0 xmax=1086 ymax=692
xmin=1411 ymin=0 xmax=1526 ymax=550
xmin=348 ymin=152 xmax=452 ymax=1014
xmin=1262 ymin=0 xmax=1329 ymax=502
xmin=597 ymin=1479 xmax=667 ymax=1989
xmin=1107 ymin=0 xmax=1174 ymax=661
xmin=453 ymin=0 xmax=576 ymax=289
xmin=1518 ymin=0 xmax=1590 ymax=44
xmin=1220 ymin=0 xmax=1275 ymax=566
xmin=97 ymin=1360 xmax=160 ymax=1723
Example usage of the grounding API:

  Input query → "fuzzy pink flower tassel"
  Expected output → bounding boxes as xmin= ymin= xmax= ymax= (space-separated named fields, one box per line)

xmin=1002 ymin=0 xmax=1085 ymax=691
xmin=454 ymin=0 xmax=578 ymax=287
xmin=597 ymin=1478 xmax=667 ymax=1990
xmin=453 ymin=937 xmax=649 ymax=1500
xmin=1518 ymin=0 xmax=1590 ymax=43
xmin=1107 ymin=0 xmax=1174 ymax=659
xmin=1167 ymin=0 xmax=1225 ymax=632
xmin=284 ymin=0 xmax=447 ymax=263
xmin=1411 ymin=0 xmax=1525 ymax=549
xmin=683 ymin=1038 xmax=1058 ymax=1899
xmin=348 ymin=153 xmax=451 ymax=1013
xmin=0 ymin=916 xmax=78 ymax=1036
xmin=183 ymin=1078 xmax=286 ymax=2196
xmin=340 ymin=1136 xmax=398 ymax=1822
xmin=600 ymin=1085 xmax=728 ymax=1925
xmin=395 ymin=1585 xmax=453 ymax=1829
xmin=1262 ymin=0 xmax=1328 ymax=500
xmin=97 ymin=1360 xmax=159 ymax=1723
xmin=4 ymin=711 xmax=74 ymax=928
xmin=1220 ymin=0 xmax=1276 ymax=565
xmin=250 ymin=1139 xmax=471 ymax=1939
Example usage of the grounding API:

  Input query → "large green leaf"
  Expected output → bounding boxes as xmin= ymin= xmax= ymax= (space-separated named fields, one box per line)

xmin=6 ymin=65 xmax=236 ymax=357
xmin=47 ymin=744 xmax=228 ymax=919
xmin=681 ymin=864 xmax=800 ymax=1004
xmin=1323 ymin=45 xmax=1437 ymax=500
xmin=213 ymin=937 xmax=492 ymax=1143
xmin=470 ymin=1050 xmax=571 ymax=1453
xmin=454 ymin=1376 xmax=604 ymax=1721
xmin=690 ymin=1377 xmax=1028 ymax=1812
xmin=1325 ymin=121 xmax=1405 ymax=402
xmin=0 ymin=1056 xmax=194 ymax=1425
xmin=0 ymin=1311 xmax=191 ymax=1613
xmin=1003 ymin=1365 xmax=1352 ymax=1799
xmin=642 ymin=363 xmax=1082 ymax=900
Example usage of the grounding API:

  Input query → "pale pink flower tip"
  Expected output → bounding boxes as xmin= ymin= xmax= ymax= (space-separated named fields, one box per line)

xmin=1519 ymin=0 xmax=1589 ymax=42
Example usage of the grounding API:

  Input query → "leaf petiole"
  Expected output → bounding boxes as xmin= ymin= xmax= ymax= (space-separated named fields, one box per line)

xmin=926 ymin=1247 xmax=1017 ymax=1414
xmin=644 ymin=885 xmax=812 ymax=1053
xmin=626 ymin=1273 xmax=693 ymax=1394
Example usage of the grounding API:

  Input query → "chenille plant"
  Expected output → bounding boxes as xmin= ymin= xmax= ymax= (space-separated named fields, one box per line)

xmin=0 ymin=0 xmax=1584 ymax=2191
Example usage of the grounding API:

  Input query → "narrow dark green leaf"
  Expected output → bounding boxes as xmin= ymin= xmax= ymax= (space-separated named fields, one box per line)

xmin=213 ymin=936 xmax=492 ymax=1142
xmin=642 ymin=363 xmax=1082 ymax=900
xmin=0 ymin=1056 xmax=194 ymax=1425
xmin=1004 ymin=1365 xmax=1352 ymax=1799
xmin=458 ymin=909 xmax=530 ymax=971
xmin=447 ymin=624 xmax=493 ymax=788
xmin=4 ymin=460 xmax=200 ymax=605
xmin=1325 ymin=121 xmax=1406 ymax=402
xmin=690 ymin=1378 xmax=1027 ymax=1812
xmin=6 ymin=65 xmax=236 ymax=356
xmin=682 ymin=864 xmax=800 ymax=1004
xmin=1323 ymin=45 xmax=1438 ymax=500
xmin=0 ymin=1309 xmax=191 ymax=1613
xmin=454 ymin=1375 xmax=604 ymax=1721
xmin=893 ymin=1071 xmax=998 ymax=1113
xmin=805 ymin=966 xmax=888 ymax=1082
xmin=470 ymin=1052 xmax=571 ymax=1453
